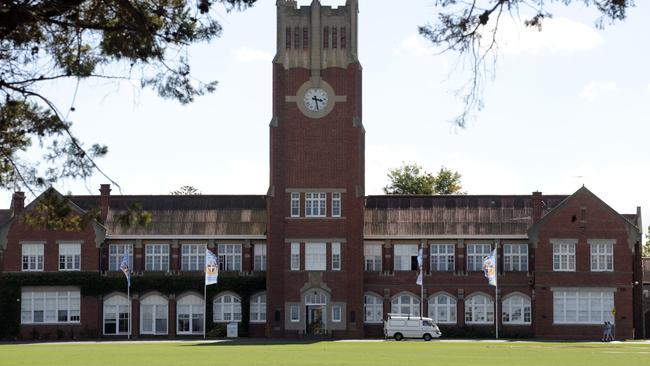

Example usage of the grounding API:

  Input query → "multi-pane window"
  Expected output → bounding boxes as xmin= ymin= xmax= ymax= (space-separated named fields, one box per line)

xmin=250 ymin=293 xmax=266 ymax=323
xmin=590 ymin=240 xmax=614 ymax=272
xmin=22 ymin=243 xmax=44 ymax=272
xmin=504 ymin=244 xmax=529 ymax=272
xmin=305 ymin=193 xmax=326 ymax=217
xmin=552 ymin=240 xmax=576 ymax=271
xmin=331 ymin=27 xmax=338 ymax=48
xmin=145 ymin=244 xmax=169 ymax=271
xmin=302 ymin=27 xmax=309 ymax=50
xmin=213 ymin=293 xmax=242 ymax=322
xmin=465 ymin=294 xmax=494 ymax=324
xmin=340 ymin=27 xmax=347 ymax=48
xmin=109 ymin=244 xmax=133 ymax=271
xmin=332 ymin=305 xmax=342 ymax=322
xmin=217 ymin=244 xmax=242 ymax=271
xmin=181 ymin=244 xmax=205 ymax=272
xmin=177 ymin=294 xmax=203 ymax=334
xmin=58 ymin=243 xmax=81 ymax=271
xmin=285 ymin=27 xmax=291 ymax=49
xmin=428 ymin=293 xmax=457 ymax=324
xmin=391 ymin=293 xmax=420 ymax=317
xmin=363 ymin=293 xmax=383 ymax=323
xmin=290 ymin=242 xmax=300 ymax=271
xmin=254 ymin=244 xmax=267 ymax=271
xmin=331 ymin=192 xmax=341 ymax=217
xmin=331 ymin=242 xmax=341 ymax=271
xmin=502 ymin=294 xmax=531 ymax=324
xmin=430 ymin=244 xmax=455 ymax=272
xmin=553 ymin=289 xmax=614 ymax=324
xmin=364 ymin=244 xmax=382 ymax=272
xmin=323 ymin=26 xmax=329 ymax=49
xmin=290 ymin=192 xmax=300 ymax=217
xmin=305 ymin=243 xmax=326 ymax=271
xmin=290 ymin=305 xmax=300 ymax=322
xmin=103 ymin=294 xmax=129 ymax=335
xmin=140 ymin=294 xmax=168 ymax=335
xmin=394 ymin=244 xmax=418 ymax=271
xmin=294 ymin=26 xmax=300 ymax=49
xmin=21 ymin=289 xmax=80 ymax=324
xmin=467 ymin=244 xmax=492 ymax=271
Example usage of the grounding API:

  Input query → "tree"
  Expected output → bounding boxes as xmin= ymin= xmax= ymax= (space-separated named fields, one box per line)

xmin=383 ymin=163 xmax=464 ymax=195
xmin=1 ymin=0 xmax=256 ymax=195
xmin=171 ymin=185 xmax=201 ymax=195
xmin=643 ymin=226 xmax=650 ymax=257
xmin=419 ymin=0 xmax=633 ymax=127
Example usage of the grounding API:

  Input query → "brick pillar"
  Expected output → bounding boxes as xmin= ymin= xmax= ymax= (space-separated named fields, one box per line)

xmin=457 ymin=289 xmax=465 ymax=327
xmin=132 ymin=295 xmax=140 ymax=338
xmin=134 ymin=240 xmax=144 ymax=272
xmin=168 ymin=295 xmax=176 ymax=338
xmin=456 ymin=240 xmax=465 ymax=274
xmin=243 ymin=241 xmax=252 ymax=272
xmin=99 ymin=184 xmax=111 ymax=221
xmin=384 ymin=241 xmax=392 ymax=273
xmin=171 ymin=241 xmax=180 ymax=272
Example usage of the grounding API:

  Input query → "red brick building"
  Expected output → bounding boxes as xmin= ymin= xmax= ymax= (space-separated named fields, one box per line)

xmin=0 ymin=0 xmax=644 ymax=340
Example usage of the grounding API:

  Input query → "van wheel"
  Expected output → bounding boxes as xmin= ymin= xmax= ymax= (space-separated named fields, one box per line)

xmin=394 ymin=333 xmax=404 ymax=341
xmin=423 ymin=333 xmax=432 ymax=342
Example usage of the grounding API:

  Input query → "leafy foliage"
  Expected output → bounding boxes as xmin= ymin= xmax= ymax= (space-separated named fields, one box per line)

xmin=0 ymin=0 xmax=256 ymax=192
xmin=419 ymin=0 xmax=634 ymax=127
xmin=383 ymin=163 xmax=464 ymax=195
xmin=171 ymin=185 xmax=201 ymax=195
xmin=114 ymin=202 xmax=153 ymax=228
xmin=643 ymin=226 xmax=649 ymax=257
xmin=20 ymin=189 xmax=100 ymax=230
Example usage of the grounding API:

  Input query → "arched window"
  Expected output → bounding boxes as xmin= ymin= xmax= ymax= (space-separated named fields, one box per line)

xmin=140 ymin=294 xmax=168 ymax=335
xmin=465 ymin=293 xmax=494 ymax=324
xmin=363 ymin=293 xmax=383 ymax=323
xmin=213 ymin=293 xmax=241 ymax=323
xmin=391 ymin=293 xmax=420 ymax=317
xmin=428 ymin=293 xmax=457 ymax=324
xmin=250 ymin=293 xmax=266 ymax=323
xmin=103 ymin=293 xmax=129 ymax=335
xmin=177 ymin=294 xmax=204 ymax=334
xmin=502 ymin=294 xmax=531 ymax=324
xmin=305 ymin=290 xmax=327 ymax=306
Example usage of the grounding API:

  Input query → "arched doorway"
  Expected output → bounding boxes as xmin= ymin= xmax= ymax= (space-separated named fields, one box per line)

xmin=305 ymin=290 xmax=328 ymax=336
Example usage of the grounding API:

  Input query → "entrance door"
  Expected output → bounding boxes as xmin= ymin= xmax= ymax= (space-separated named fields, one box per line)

xmin=307 ymin=306 xmax=326 ymax=335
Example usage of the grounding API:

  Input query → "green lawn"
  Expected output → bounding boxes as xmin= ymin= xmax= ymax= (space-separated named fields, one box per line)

xmin=1 ymin=340 xmax=649 ymax=366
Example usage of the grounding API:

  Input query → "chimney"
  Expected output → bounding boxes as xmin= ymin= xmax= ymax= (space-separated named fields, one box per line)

xmin=99 ymin=184 xmax=111 ymax=220
xmin=532 ymin=191 xmax=543 ymax=222
xmin=11 ymin=191 xmax=25 ymax=215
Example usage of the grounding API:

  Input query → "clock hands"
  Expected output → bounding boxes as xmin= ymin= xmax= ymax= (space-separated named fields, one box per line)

xmin=311 ymin=95 xmax=324 ymax=111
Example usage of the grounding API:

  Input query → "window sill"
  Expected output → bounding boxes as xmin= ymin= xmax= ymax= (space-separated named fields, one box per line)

xmin=21 ymin=321 xmax=81 ymax=326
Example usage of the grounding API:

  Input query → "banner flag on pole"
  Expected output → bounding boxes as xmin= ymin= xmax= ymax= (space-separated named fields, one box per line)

xmin=482 ymin=249 xmax=497 ymax=287
xmin=415 ymin=271 xmax=423 ymax=286
xmin=415 ymin=248 xmax=424 ymax=285
xmin=119 ymin=248 xmax=131 ymax=287
xmin=205 ymin=249 xmax=219 ymax=286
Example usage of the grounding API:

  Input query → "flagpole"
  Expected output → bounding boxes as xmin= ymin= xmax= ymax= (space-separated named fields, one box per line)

xmin=203 ymin=281 xmax=207 ymax=339
xmin=420 ymin=265 xmax=424 ymax=317
xmin=127 ymin=282 xmax=131 ymax=340
xmin=495 ymin=249 xmax=499 ymax=340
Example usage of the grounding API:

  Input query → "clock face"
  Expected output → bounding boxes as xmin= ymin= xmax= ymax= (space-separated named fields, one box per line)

xmin=303 ymin=88 xmax=329 ymax=112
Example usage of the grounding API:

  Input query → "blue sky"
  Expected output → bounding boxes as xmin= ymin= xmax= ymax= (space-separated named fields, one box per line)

xmin=3 ymin=0 xmax=649 ymax=236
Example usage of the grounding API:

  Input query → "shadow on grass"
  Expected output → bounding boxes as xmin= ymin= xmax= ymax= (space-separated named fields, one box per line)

xmin=188 ymin=338 xmax=329 ymax=346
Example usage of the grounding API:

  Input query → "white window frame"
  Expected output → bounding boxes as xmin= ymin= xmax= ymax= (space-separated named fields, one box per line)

xmin=22 ymin=243 xmax=44 ymax=272
xmin=394 ymin=244 xmax=418 ymax=271
xmin=140 ymin=294 xmax=168 ymax=335
xmin=181 ymin=244 xmax=206 ymax=272
xmin=332 ymin=305 xmax=342 ymax=322
xmin=331 ymin=192 xmax=341 ymax=217
xmin=502 ymin=294 xmax=531 ymax=325
xmin=363 ymin=293 xmax=383 ymax=324
xmin=364 ymin=244 xmax=382 ymax=272
xmin=217 ymin=243 xmax=242 ymax=271
xmin=289 ymin=305 xmax=300 ymax=322
xmin=145 ymin=243 xmax=170 ymax=272
xmin=305 ymin=243 xmax=326 ymax=271
xmin=467 ymin=244 xmax=492 ymax=272
xmin=290 ymin=242 xmax=301 ymax=271
xmin=553 ymin=288 xmax=615 ymax=324
xmin=331 ymin=242 xmax=341 ymax=271
xmin=305 ymin=192 xmax=326 ymax=217
xmin=21 ymin=289 xmax=80 ymax=324
xmin=254 ymin=244 xmax=267 ymax=271
xmin=552 ymin=239 xmax=576 ymax=272
xmin=213 ymin=293 xmax=242 ymax=323
xmin=465 ymin=294 xmax=494 ymax=324
xmin=109 ymin=244 xmax=133 ymax=272
xmin=430 ymin=244 xmax=455 ymax=272
xmin=176 ymin=294 xmax=204 ymax=335
xmin=428 ymin=293 xmax=457 ymax=324
xmin=58 ymin=243 xmax=81 ymax=271
xmin=250 ymin=293 xmax=266 ymax=323
xmin=290 ymin=192 xmax=300 ymax=217
xmin=103 ymin=293 xmax=130 ymax=335
xmin=589 ymin=239 xmax=614 ymax=272
xmin=503 ymin=243 xmax=529 ymax=272
xmin=391 ymin=293 xmax=420 ymax=317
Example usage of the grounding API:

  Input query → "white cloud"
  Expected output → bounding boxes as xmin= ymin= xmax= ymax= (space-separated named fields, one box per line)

xmin=493 ymin=16 xmax=603 ymax=55
xmin=578 ymin=81 xmax=619 ymax=101
xmin=233 ymin=47 xmax=273 ymax=63
xmin=394 ymin=34 xmax=432 ymax=57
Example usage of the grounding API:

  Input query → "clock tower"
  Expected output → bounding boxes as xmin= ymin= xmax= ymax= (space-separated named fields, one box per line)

xmin=266 ymin=0 xmax=365 ymax=337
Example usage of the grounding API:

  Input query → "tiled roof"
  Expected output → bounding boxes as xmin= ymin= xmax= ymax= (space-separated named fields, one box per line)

xmin=0 ymin=209 xmax=11 ymax=226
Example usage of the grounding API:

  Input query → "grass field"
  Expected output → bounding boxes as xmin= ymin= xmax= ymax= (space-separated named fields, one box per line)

xmin=1 ymin=340 xmax=649 ymax=366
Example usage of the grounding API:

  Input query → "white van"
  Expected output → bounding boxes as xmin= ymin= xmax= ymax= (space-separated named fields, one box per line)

xmin=384 ymin=313 xmax=442 ymax=341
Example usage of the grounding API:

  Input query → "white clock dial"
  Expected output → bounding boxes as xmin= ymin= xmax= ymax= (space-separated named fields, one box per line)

xmin=303 ymin=88 xmax=329 ymax=112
